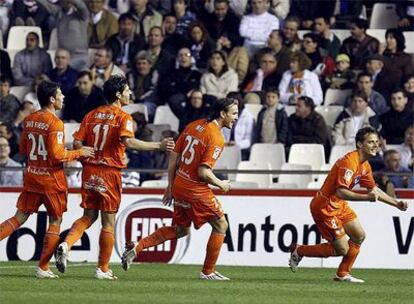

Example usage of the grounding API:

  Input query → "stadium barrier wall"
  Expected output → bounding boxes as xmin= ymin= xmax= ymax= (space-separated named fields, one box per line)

xmin=0 ymin=188 xmax=413 ymax=269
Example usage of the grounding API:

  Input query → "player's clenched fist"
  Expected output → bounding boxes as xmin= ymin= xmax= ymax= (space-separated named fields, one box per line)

xmin=220 ymin=180 xmax=231 ymax=193
xmin=397 ymin=201 xmax=408 ymax=211
xmin=79 ymin=146 xmax=95 ymax=158
xmin=160 ymin=137 xmax=175 ymax=152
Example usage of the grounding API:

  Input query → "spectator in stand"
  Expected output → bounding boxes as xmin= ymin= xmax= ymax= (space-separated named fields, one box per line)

xmin=173 ymin=0 xmax=196 ymax=36
xmin=36 ymin=0 xmax=89 ymax=71
xmin=12 ymin=0 xmax=52 ymax=33
xmin=255 ymin=87 xmax=288 ymax=144
xmin=106 ymin=13 xmax=146 ymax=73
xmin=22 ymin=73 xmax=49 ymax=110
xmin=87 ymin=0 xmax=119 ymax=48
xmin=150 ymin=129 xmax=179 ymax=181
xmin=0 ymin=50 xmax=13 ymax=84
xmin=278 ymin=51 xmax=323 ymax=105
xmin=162 ymin=14 xmax=189 ymax=55
xmin=281 ymin=16 xmax=302 ymax=52
xmin=126 ymin=50 xmax=159 ymax=120
xmin=382 ymin=150 xmax=414 ymax=189
xmin=168 ymin=89 xmax=209 ymax=132
xmin=62 ymin=70 xmax=106 ymax=122
xmin=340 ymin=18 xmax=379 ymax=69
xmin=242 ymin=50 xmax=281 ymax=93
xmin=46 ymin=49 xmax=78 ymax=96
xmin=365 ymin=54 xmax=398 ymax=102
xmin=397 ymin=125 xmax=414 ymax=171
xmin=324 ymin=53 xmax=355 ymax=90
xmin=12 ymin=32 xmax=52 ymax=86
xmin=313 ymin=15 xmax=341 ymax=58
xmin=146 ymin=26 xmax=174 ymax=77
xmin=397 ymin=1 xmax=414 ymax=30
xmin=266 ymin=30 xmax=292 ymax=76
xmin=301 ymin=33 xmax=335 ymax=77
xmin=0 ymin=77 xmax=20 ymax=124
xmin=188 ymin=21 xmax=216 ymax=70
xmin=333 ymin=91 xmax=380 ymax=145
xmin=128 ymin=0 xmax=162 ymax=40
xmin=289 ymin=0 xmax=335 ymax=30
xmin=200 ymin=50 xmax=238 ymax=99
xmin=107 ymin=0 xmax=130 ymax=14
xmin=90 ymin=46 xmax=125 ymax=89
xmin=344 ymin=73 xmax=388 ymax=115
xmin=382 ymin=28 xmax=414 ymax=86
xmin=158 ymin=47 xmax=201 ymax=105
xmin=332 ymin=0 xmax=363 ymax=29
xmin=269 ymin=0 xmax=290 ymax=20
xmin=0 ymin=122 xmax=19 ymax=160
xmin=287 ymin=95 xmax=329 ymax=153
xmin=0 ymin=0 xmax=12 ymax=34
xmin=0 ymin=136 xmax=22 ymax=186
xmin=239 ymin=0 xmax=279 ymax=57
xmin=380 ymin=89 xmax=414 ymax=145
xmin=403 ymin=74 xmax=414 ymax=110
xmin=149 ymin=0 xmax=172 ymax=15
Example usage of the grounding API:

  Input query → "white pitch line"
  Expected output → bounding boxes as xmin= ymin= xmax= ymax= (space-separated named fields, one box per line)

xmin=0 ymin=263 xmax=99 ymax=269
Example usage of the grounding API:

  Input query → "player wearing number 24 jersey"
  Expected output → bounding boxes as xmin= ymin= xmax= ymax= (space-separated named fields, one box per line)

xmin=122 ymin=97 xmax=239 ymax=281
xmin=55 ymin=76 xmax=175 ymax=280
xmin=0 ymin=81 xmax=95 ymax=279
xmin=289 ymin=127 xmax=408 ymax=283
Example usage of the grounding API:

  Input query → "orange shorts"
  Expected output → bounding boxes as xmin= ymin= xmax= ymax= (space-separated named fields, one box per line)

xmin=310 ymin=196 xmax=357 ymax=242
xmin=81 ymin=165 xmax=122 ymax=213
xmin=172 ymin=191 xmax=224 ymax=230
xmin=16 ymin=191 xmax=67 ymax=218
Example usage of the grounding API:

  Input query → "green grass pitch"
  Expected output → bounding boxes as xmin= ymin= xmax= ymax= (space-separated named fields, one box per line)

xmin=0 ymin=262 xmax=413 ymax=304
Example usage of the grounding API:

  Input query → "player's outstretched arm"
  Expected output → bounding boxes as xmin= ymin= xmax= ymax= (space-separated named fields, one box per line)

xmin=336 ymin=187 xmax=377 ymax=202
xmin=198 ymin=165 xmax=231 ymax=193
xmin=371 ymin=186 xmax=409 ymax=211
xmin=122 ymin=137 xmax=175 ymax=152
xmin=162 ymin=151 xmax=179 ymax=206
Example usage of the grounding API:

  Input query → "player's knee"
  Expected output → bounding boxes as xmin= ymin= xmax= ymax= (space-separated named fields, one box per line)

xmin=49 ymin=217 xmax=62 ymax=226
xmin=15 ymin=211 xmax=30 ymax=224
xmin=335 ymin=244 xmax=349 ymax=256
xmin=214 ymin=218 xmax=228 ymax=234
xmin=352 ymin=233 xmax=366 ymax=245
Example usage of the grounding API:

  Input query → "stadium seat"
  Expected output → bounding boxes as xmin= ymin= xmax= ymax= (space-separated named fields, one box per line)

xmin=123 ymin=103 xmax=149 ymax=121
xmin=316 ymin=163 xmax=332 ymax=182
xmin=307 ymin=180 xmax=324 ymax=189
xmin=269 ymin=182 xmax=298 ymax=189
xmin=297 ymin=30 xmax=311 ymax=39
xmin=315 ymin=106 xmax=343 ymax=129
xmin=369 ymin=3 xmax=399 ymax=29
xmin=385 ymin=144 xmax=401 ymax=151
xmin=7 ymin=49 xmax=19 ymax=66
xmin=215 ymin=144 xmax=241 ymax=180
xmin=6 ymin=26 xmax=44 ymax=50
xmin=235 ymin=161 xmax=272 ymax=188
xmin=0 ymin=30 xmax=3 ymax=49
xmin=10 ymin=86 xmax=31 ymax=101
xmin=64 ymin=122 xmax=80 ymax=146
xmin=153 ymin=105 xmax=179 ymax=132
xmin=331 ymin=29 xmax=351 ymax=43
xmin=147 ymin=124 xmax=171 ymax=142
xmin=49 ymin=28 xmax=58 ymax=50
xmin=277 ymin=163 xmax=312 ymax=188
xmin=324 ymin=88 xmax=352 ymax=106
xmin=47 ymin=49 xmax=56 ymax=68
xmin=329 ymin=145 xmax=354 ymax=164
xmin=288 ymin=143 xmax=326 ymax=171
xmin=366 ymin=29 xmax=386 ymax=44
xmin=141 ymin=180 xmax=168 ymax=188
xmin=244 ymin=104 xmax=262 ymax=122
xmin=230 ymin=181 xmax=259 ymax=189
xmin=403 ymin=31 xmax=414 ymax=53
xmin=249 ymin=143 xmax=286 ymax=178
xmin=284 ymin=105 xmax=296 ymax=117
xmin=88 ymin=48 xmax=97 ymax=66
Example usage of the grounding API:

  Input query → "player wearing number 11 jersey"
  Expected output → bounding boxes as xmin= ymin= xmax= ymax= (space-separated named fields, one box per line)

xmin=122 ymin=98 xmax=239 ymax=280
xmin=55 ymin=76 xmax=175 ymax=280
xmin=0 ymin=81 xmax=95 ymax=278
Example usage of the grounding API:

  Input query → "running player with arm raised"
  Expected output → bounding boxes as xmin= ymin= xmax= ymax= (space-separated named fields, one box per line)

xmin=0 ymin=81 xmax=95 ymax=278
xmin=289 ymin=127 xmax=408 ymax=283
xmin=122 ymin=97 xmax=239 ymax=280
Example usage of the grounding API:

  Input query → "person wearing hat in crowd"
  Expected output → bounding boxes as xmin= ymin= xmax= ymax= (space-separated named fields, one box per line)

xmin=324 ymin=53 xmax=355 ymax=90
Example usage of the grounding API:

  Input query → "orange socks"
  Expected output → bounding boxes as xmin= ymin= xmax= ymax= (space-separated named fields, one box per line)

xmin=38 ymin=224 xmax=60 ymax=271
xmin=0 ymin=216 xmax=21 ymax=241
xmin=65 ymin=216 xmax=94 ymax=248
xmin=98 ymin=227 xmax=115 ymax=273
xmin=135 ymin=226 xmax=177 ymax=254
xmin=297 ymin=242 xmax=337 ymax=258
xmin=202 ymin=232 xmax=225 ymax=275
xmin=337 ymin=240 xmax=361 ymax=277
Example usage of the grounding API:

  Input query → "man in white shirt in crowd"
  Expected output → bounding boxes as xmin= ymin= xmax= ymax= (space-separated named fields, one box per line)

xmin=0 ymin=136 xmax=22 ymax=186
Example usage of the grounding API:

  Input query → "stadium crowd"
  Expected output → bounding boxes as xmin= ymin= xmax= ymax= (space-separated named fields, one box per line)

xmin=0 ymin=0 xmax=413 ymax=189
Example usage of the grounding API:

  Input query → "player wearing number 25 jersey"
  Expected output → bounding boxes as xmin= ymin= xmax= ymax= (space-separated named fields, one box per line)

xmin=289 ymin=127 xmax=408 ymax=283
xmin=55 ymin=76 xmax=175 ymax=280
xmin=122 ymin=98 xmax=239 ymax=281
xmin=0 ymin=81 xmax=94 ymax=279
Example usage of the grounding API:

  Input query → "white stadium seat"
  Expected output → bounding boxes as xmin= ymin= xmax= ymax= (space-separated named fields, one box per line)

xmin=277 ymin=163 xmax=312 ymax=188
xmin=315 ymin=106 xmax=343 ymax=129
xmin=316 ymin=163 xmax=332 ymax=182
xmin=141 ymin=180 xmax=168 ymax=188
xmin=284 ymin=105 xmax=296 ymax=117
xmin=324 ymin=89 xmax=352 ymax=106
xmin=307 ymin=180 xmax=324 ymax=189
xmin=49 ymin=28 xmax=58 ymax=50
xmin=403 ymin=31 xmax=414 ymax=53
xmin=7 ymin=26 xmax=44 ymax=50
xmin=147 ymin=124 xmax=171 ymax=142
xmin=47 ymin=49 xmax=56 ymax=68
xmin=369 ymin=3 xmax=399 ymax=29
xmin=7 ymin=49 xmax=19 ymax=66
xmin=249 ymin=143 xmax=286 ymax=178
xmin=288 ymin=143 xmax=326 ymax=171
xmin=215 ymin=144 xmax=241 ymax=180
xmin=244 ymin=104 xmax=262 ymax=122
xmin=331 ymin=29 xmax=351 ymax=43
xmin=366 ymin=29 xmax=386 ymax=44
xmin=10 ymin=86 xmax=31 ymax=101
xmin=269 ymin=182 xmax=298 ymax=189
xmin=297 ymin=30 xmax=310 ymax=39
xmin=235 ymin=161 xmax=272 ymax=188
xmin=329 ymin=145 xmax=354 ymax=164
xmin=123 ymin=103 xmax=149 ymax=121
xmin=153 ymin=105 xmax=179 ymax=132
xmin=230 ymin=181 xmax=259 ymax=189
xmin=64 ymin=122 xmax=80 ymax=146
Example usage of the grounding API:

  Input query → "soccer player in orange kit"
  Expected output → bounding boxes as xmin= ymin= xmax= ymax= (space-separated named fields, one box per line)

xmin=121 ymin=97 xmax=239 ymax=280
xmin=54 ymin=76 xmax=174 ymax=280
xmin=0 ymin=81 xmax=95 ymax=278
xmin=289 ymin=127 xmax=409 ymax=283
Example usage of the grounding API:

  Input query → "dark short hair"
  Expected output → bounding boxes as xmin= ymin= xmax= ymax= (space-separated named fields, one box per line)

xmin=383 ymin=149 xmax=399 ymax=160
xmin=26 ymin=31 xmax=39 ymax=41
xmin=290 ymin=51 xmax=312 ymax=71
xmin=297 ymin=96 xmax=315 ymax=111
xmin=37 ymin=80 xmax=60 ymax=108
xmin=357 ymin=72 xmax=372 ymax=82
xmin=163 ymin=13 xmax=177 ymax=21
xmin=208 ymin=97 xmax=238 ymax=121
xmin=149 ymin=25 xmax=164 ymax=37
xmin=355 ymin=126 xmax=378 ymax=147
xmin=391 ymin=88 xmax=407 ymax=97
xmin=103 ymin=75 xmax=128 ymax=104
xmin=351 ymin=18 xmax=368 ymax=31
xmin=352 ymin=90 xmax=368 ymax=102
xmin=265 ymin=87 xmax=280 ymax=97
xmin=303 ymin=33 xmax=321 ymax=45
xmin=215 ymin=0 xmax=229 ymax=5
xmin=0 ymin=76 xmax=12 ymax=85
xmin=118 ymin=12 xmax=136 ymax=23
xmin=314 ymin=15 xmax=330 ymax=25
xmin=385 ymin=28 xmax=406 ymax=52
xmin=78 ymin=70 xmax=93 ymax=80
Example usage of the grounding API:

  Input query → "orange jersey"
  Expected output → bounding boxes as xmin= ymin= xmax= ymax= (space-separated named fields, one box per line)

xmin=173 ymin=119 xmax=225 ymax=197
xmin=318 ymin=150 xmax=376 ymax=205
xmin=19 ymin=110 xmax=82 ymax=193
xmin=73 ymin=104 xmax=134 ymax=169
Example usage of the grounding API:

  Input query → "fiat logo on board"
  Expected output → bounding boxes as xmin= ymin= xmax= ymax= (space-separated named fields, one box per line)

xmin=115 ymin=198 xmax=190 ymax=263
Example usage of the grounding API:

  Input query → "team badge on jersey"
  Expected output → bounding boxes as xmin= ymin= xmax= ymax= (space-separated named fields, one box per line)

xmin=344 ymin=169 xmax=353 ymax=182
xmin=57 ymin=132 xmax=64 ymax=144
xmin=212 ymin=147 xmax=221 ymax=160
xmin=126 ymin=119 xmax=133 ymax=132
